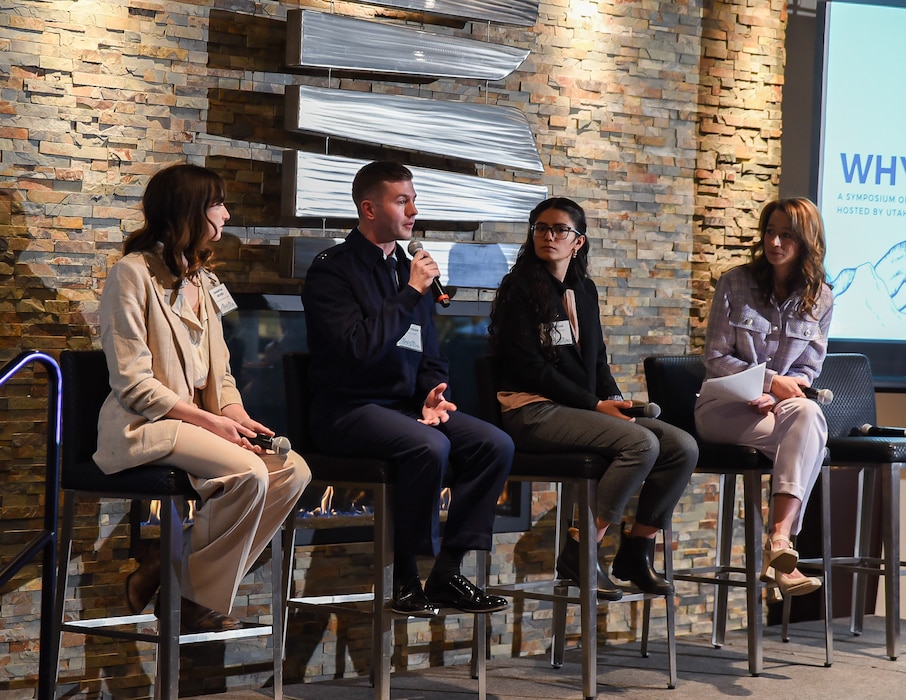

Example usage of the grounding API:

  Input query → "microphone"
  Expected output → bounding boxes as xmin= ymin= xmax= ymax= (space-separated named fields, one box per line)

xmin=249 ymin=434 xmax=292 ymax=455
xmin=407 ymin=240 xmax=451 ymax=307
xmin=859 ymin=424 xmax=906 ymax=438
xmin=620 ymin=402 xmax=662 ymax=419
xmin=802 ymin=386 xmax=834 ymax=404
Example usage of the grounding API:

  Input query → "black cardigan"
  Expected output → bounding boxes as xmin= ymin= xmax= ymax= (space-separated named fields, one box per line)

xmin=493 ymin=272 xmax=621 ymax=410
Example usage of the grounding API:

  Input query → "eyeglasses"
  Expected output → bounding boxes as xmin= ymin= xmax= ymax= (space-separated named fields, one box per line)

xmin=531 ymin=222 xmax=581 ymax=240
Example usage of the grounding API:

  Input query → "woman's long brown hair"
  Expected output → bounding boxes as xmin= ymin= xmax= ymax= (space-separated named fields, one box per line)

xmin=749 ymin=197 xmax=830 ymax=318
xmin=123 ymin=163 xmax=225 ymax=289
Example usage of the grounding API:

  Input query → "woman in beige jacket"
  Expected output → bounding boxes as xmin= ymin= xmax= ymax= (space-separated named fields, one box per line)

xmin=96 ymin=163 xmax=311 ymax=633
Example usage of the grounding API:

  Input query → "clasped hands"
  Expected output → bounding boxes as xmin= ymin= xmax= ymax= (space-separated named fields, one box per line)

xmin=749 ymin=375 xmax=808 ymax=415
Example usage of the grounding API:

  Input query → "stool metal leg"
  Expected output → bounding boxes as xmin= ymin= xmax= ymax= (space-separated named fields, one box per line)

xmin=743 ymin=471 xmax=764 ymax=676
xmin=270 ymin=530 xmax=284 ymax=700
xmin=373 ymin=483 xmax=393 ymax=700
xmin=663 ymin=524 xmax=677 ymax=689
xmin=821 ymin=462 xmax=834 ymax=667
xmin=883 ymin=463 xmax=901 ymax=660
xmin=551 ymin=484 xmax=572 ymax=669
xmin=550 ymin=582 xmax=569 ymax=669
xmin=578 ymin=478 xmax=597 ymax=700
xmin=157 ymin=495 xmax=183 ymax=700
xmin=472 ymin=551 xmax=487 ymax=700
xmin=52 ymin=492 xmax=76 ymax=690
xmin=712 ymin=473 xmax=735 ymax=648
xmin=281 ymin=510 xmax=298 ymax=659
xmin=851 ymin=468 xmax=874 ymax=636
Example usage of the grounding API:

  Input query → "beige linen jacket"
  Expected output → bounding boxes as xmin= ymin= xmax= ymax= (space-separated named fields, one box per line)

xmin=94 ymin=250 xmax=242 ymax=473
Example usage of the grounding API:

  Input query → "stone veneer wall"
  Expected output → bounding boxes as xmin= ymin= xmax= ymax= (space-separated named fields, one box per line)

xmin=0 ymin=0 xmax=784 ymax=696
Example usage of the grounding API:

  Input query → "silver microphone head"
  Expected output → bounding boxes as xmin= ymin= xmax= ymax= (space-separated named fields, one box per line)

xmin=818 ymin=388 xmax=834 ymax=404
xmin=407 ymin=239 xmax=423 ymax=256
xmin=860 ymin=423 xmax=873 ymax=435
xmin=270 ymin=435 xmax=292 ymax=455
xmin=645 ymin=402 xmax=662 ymax=419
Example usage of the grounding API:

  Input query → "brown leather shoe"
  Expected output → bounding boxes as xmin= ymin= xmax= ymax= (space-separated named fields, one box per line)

xmin=125 ymin=541 xmax=161 ymax=614
xmin=179 ymin=597 xmax=243 ymax=634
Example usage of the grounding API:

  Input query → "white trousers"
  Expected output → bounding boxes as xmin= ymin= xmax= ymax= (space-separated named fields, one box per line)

xmin=694 ymin=396 xmax=827 ymax=534
xmin=152 ymin=423 xmax=311 ymax=613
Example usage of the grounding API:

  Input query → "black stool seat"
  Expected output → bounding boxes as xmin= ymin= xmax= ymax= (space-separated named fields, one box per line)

xmin=826 ymin=437 xmax=906 ymax=463
xmin=509 ymin=451 xmax=610 ymax=480
xmin=697 ymin=444 xmax=774 ymax=472
xmin=62 ymin=458 xmax=198 ymax=496
xmin=301 ymin=454 xmax=395 ymax=484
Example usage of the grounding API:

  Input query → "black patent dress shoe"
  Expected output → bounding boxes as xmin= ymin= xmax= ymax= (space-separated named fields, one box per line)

xmin=424 ymin=573 xmax=508 ymax=613
xmin=556 ymin=534 xmax=623 ymax=601
xmin=391 ymin=577 xmax=439 ymax=617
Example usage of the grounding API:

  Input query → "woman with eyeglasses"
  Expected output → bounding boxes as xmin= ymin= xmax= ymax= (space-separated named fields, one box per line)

xmin=488 ymin=197 xmax=697 ymax=599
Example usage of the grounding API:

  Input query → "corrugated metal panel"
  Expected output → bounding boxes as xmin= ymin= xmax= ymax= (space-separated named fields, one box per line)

xmin=285 ymin=10 xmax=528 ymax=80
xmin=348 ymin=0 xmax=539 ymax=27
xmin=285 ymin=85 xmax=543 ymax=172
xmin=282 ymin=151 xmax=547 ymax=222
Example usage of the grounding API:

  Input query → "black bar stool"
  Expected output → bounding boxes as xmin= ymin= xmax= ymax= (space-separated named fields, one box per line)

xmin=53 ymin=350 xmax=284 ymax=699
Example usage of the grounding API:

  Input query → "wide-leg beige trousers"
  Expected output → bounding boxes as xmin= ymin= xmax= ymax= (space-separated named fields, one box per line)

xmin=694 ymin=395 xmax=827 ymax=534
xmin=153 ymin=422 xmax=311 ymax=613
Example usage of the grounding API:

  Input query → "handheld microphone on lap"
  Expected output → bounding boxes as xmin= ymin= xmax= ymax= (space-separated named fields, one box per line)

xmin=407 ymin=240 xmax=451 ymax=307
xmin=859 ymin=424 xmax=906 ymax=438
xmin=619 ymin=402 xmax=662 ymax=419
xmin=249 ymin=434 xmax=292 ymax=455
xmin=802 ymin=386 xmax=834 ymax=404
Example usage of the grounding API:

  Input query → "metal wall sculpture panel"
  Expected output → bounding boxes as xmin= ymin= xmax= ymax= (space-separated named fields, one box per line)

xmin=285 ymin=10 xmax=529 ymax=81
xmin=285 ymin=85 xmax=543 ymax=172
xmin=282 ymin=151 xmax=547 ymax=222
xmin=280 ymin=236 xmax=521 ymax=288
xmin=348 ymin=0 xmax=539 ymax=26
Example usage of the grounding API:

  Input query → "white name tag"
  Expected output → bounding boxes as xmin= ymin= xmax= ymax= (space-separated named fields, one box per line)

xmin=397 ymin=323 xmax=423 ymax=352
xmin=550 ymin=319 xmax=574 ymax=346
xmin=209 ymin=283 xmax=238 ymax=315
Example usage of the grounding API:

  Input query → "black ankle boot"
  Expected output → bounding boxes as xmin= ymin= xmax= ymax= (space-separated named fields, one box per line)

xmin=611 ymin=523 xmax=674 ymax=595
xmin=556 ymin=531 xmax=623 ymax=601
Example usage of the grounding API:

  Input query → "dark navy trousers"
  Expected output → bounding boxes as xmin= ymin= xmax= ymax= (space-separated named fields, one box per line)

xmin=316 ymin=405 xmax=513 ymax=558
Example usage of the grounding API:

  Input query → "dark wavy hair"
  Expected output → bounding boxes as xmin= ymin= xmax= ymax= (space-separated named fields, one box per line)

xmin=749 ymin=197 xmax=830 ymax=318
xmin=123 ymin=163 xmax=225 ymax=289
xmin=489 ymin=197 xmax=589 ymax=358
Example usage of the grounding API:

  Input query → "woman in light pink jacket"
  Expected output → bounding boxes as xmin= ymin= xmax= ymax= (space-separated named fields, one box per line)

xmin=96 ymin=163 xmax=310 ymax=633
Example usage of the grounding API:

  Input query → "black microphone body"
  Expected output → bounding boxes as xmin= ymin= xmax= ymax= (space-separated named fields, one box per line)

xmin=619 ymin=402 xmax=662 ymax=419
xmin=407 ymin=240 xmax=451 ymax=307
xmin=249 ymin=434 xmax=292 ymax=455
xmin=802 ymin=386 xmax=834 ymax=404
xmin=859 ymin=424 xmax=906 ymax=438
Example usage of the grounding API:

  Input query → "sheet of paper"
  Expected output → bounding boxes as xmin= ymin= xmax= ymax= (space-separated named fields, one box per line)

xmin=699 ymin=363 xmax=765 ymax=402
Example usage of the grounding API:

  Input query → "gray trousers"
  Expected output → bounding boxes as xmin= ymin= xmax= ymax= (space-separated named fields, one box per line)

xmin=501 ymin=402 xmax=698 ymax=530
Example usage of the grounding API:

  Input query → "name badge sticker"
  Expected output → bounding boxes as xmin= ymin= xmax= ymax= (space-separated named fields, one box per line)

xmin=551 ymin=319 xmax=574 ymax=346
xmin=209 ymin=283 xmax=238 ymax=315
xmin=397 ymin=323 xmax=423 ymax=352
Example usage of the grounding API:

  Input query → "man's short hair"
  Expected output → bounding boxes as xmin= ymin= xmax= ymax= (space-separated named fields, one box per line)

xmin=352 ymin=161 xmax=413 ymax=210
